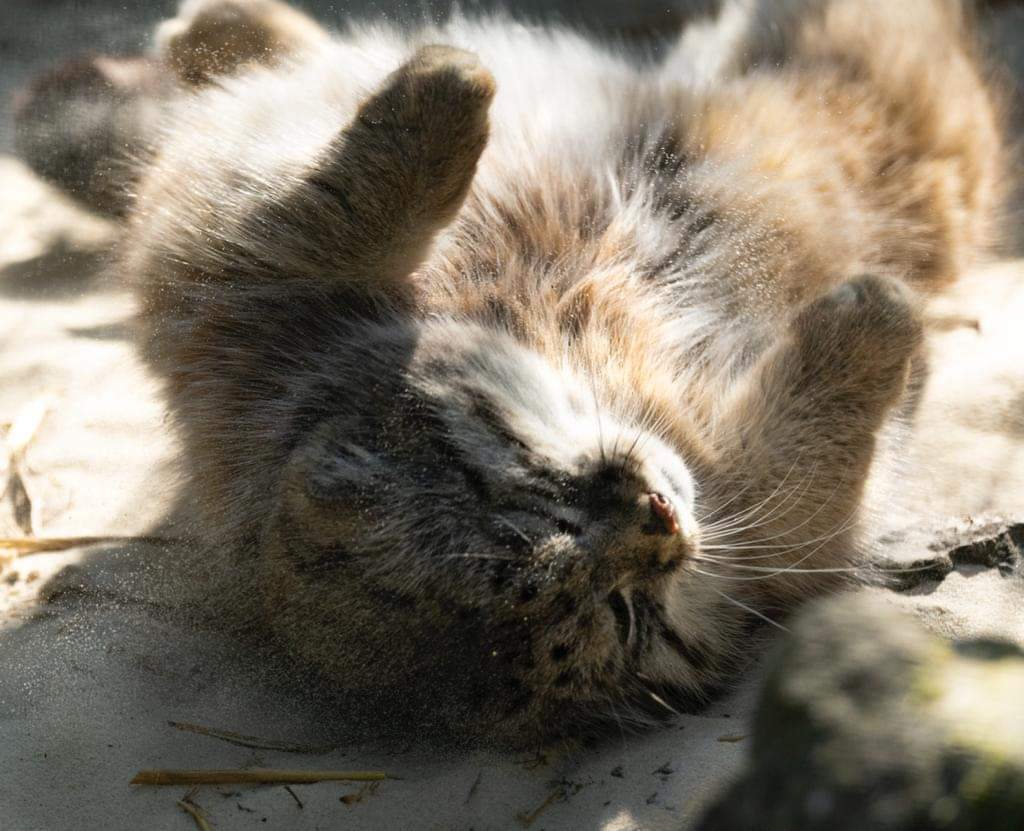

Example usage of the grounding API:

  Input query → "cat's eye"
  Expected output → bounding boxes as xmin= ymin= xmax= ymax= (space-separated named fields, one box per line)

xmin=554 ymin=518 xmax=582 ymax=536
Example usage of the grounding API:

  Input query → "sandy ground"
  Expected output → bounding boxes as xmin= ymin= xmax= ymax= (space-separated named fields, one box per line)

xmin=1 ymin=4 xmax=1023 ymax=831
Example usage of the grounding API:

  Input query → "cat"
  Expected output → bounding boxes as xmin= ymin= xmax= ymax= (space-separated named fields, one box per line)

xmin=26 ymin=0 xmax=1008 ymax=743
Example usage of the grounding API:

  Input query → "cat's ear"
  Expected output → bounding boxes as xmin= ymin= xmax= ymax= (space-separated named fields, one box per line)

xmin=277 ymin=422 xmax=381 ymax=541
xmin=261 ymin=45 xmax=494 ymax=301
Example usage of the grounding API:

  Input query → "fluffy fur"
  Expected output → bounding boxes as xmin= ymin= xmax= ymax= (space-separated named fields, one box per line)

xmin=86 ymin=0 xmax=1005 ymax=742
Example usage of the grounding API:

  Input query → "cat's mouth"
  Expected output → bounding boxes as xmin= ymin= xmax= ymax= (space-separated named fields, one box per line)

xmin=607 ymin=488 xmax=697 ymax=580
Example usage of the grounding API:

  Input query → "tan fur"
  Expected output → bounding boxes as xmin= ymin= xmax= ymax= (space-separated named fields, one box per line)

xmin=123 ymin=0 xmax=1004 ymax=742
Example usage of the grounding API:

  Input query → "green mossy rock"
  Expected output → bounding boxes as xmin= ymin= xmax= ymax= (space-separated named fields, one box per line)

xmin=695 ymin=593 xmax=1024 ymax=831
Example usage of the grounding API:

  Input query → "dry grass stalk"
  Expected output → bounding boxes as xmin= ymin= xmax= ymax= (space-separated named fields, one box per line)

xmin=0 ymin=535 xmax=178 ymax=556
xmin=4 ymin=469 xmax=33 ymax=536
xmin=131 ymin=769 xmax=389 ymax=786
xmin=177 ymin=799 xmax=214 ymax=831
xmin=5 ymin=397 xmax=52 ymax=459
xmin=1 ymin=397 xmax=52 ymax=538
xmin=515 ymin=788 xmax=562 ymax=827
xmin=167 ymin=720 xmax=335 ymax=754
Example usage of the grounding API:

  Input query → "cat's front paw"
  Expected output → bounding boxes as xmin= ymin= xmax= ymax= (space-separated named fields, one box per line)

xmin=359 ymin=45 xmax=495 ymax=152
xmin=352 ymin=45 xmax=495 ymax=221
xmin=790 ymin=274 xmax=924 ymax=404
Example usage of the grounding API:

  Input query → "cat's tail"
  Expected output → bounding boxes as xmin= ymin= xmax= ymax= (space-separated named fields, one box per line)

xmin=12 ymin=54 xmax=171 ymax=217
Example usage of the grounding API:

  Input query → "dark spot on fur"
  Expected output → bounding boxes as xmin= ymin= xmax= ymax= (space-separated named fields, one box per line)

xmin=554 ymin=591 xmax=577 ymax=619
xmin=555 ymin=517 xmax=582 ymax=536
xmin=280 ymin=513 xmax=355 ymax=576
xmin=659 ymin=623 xmax=711 ymax=672
xmin=608 ymin=590 xmax=631 ymax=646
xmin=643 ymin=552 xmax=682 ymax=575
xmin=315 ymin=544 xmax=351 ymax=564
xmin=577 ymin=462 xmax=637 ymax=516
xmin=594 ymin=462 xmax=628 ymax=485
xmin=685 ymin=210 xmax=716 ymax=237
xmin=465 ymin=390 xmax=530 ymax=451
xmin=459 ymin=464 xmax=490 ymax=502
xmin=554 ymin=670 xmax=575 ymax=687
xmin=307 ymin=173 xmax=355 ymax=216
xmin=291 ymin=544 xmax=352 ymax=577
xmin=368 ymin=587 xmax=416 ymax=610
xmin=506 ymin=691 xmax=534 ymax=713
xmin=551 ymin=644 xmax=572 ymax=662
xmin=519 ymin=583 xmax=538 ymax=603
xmin=491 ymin=560 xmax=511 ymax=592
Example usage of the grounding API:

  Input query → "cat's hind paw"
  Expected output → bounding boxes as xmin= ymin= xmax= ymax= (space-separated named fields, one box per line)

xmin=154 ymin=0 xmax=328 ymax=85
xmin=790 ymin=274 xmax=924 ymax=405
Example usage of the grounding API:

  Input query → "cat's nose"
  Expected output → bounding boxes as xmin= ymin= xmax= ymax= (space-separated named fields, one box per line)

xmin=647 ymin=492 xmax=680 ymax=536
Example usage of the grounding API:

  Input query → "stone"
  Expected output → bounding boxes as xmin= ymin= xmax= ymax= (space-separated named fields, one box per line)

xmin=695 ymin=592 xmax=1024 ymax=831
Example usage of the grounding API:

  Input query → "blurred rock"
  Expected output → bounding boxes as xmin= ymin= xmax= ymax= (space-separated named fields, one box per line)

xmin=695 ymin=591 xmax=1024 ymax=831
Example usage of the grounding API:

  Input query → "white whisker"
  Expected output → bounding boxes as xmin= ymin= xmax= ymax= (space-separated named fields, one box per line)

xmin=709 ymin=587 xmax=789 ymax=633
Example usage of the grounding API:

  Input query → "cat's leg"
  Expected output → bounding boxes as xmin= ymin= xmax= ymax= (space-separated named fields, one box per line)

xmin=131 ymin=44 xmax=494 ymax=366
xmin=155 ymin=0 xmax=330 ymax=85
xmin=702 ymin=274 xmax=923 ymax=606
xmin=128 ymin=44 xmax=494 ymax=543
xmin=741 ymin=0 xmax=1003 ymax=287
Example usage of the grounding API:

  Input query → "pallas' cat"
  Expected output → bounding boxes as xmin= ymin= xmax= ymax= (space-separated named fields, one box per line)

xmin=30 ymin=0 xmax=1006 ymax=742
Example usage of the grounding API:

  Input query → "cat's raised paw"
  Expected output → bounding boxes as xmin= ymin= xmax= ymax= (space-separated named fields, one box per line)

xmin=790 ymin=274 xmax=924 ymax=405
xmin=798 ymin=275 xmax=921 ymax=348
xmin=359 ymin=45 xmax=495 ymax=136
xmin=349 ymin=45 xmax=495 ymax=223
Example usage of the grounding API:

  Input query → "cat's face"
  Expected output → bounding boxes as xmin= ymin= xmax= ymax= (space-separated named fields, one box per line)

xmin=274 ymin=319 xmax=733 ymax=735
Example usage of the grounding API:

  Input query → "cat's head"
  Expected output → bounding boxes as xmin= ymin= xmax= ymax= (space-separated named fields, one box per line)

xmin=265 ymin=317 xmax=740 ymax=740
